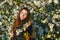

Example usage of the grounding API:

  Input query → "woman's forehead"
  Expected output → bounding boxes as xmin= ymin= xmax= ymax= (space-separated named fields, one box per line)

xmin=21 ymin=9 xmax=28 ymax=13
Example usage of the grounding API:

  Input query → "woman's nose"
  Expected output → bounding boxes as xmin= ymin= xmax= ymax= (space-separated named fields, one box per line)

xmin=23 ymin=14 xmax=25 ymax=16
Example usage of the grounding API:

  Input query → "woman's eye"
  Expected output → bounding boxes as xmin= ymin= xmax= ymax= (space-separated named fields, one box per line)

xmin=20 ymin=11 xmax=23 ymax=14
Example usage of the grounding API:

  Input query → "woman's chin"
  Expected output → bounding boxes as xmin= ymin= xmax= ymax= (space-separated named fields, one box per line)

xmin=20 ymin=18 xmax=24 ymax=21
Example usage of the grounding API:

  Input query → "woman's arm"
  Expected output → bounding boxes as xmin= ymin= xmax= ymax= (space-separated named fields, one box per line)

xmin=23 ymin=21 xmax=32 ymax=31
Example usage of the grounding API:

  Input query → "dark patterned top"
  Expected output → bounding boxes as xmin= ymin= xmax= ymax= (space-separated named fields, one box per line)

xmin=12 ymin=21 xmax=33 ymax=40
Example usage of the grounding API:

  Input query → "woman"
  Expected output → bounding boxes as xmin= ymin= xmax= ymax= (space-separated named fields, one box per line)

xmin=10 ymin=7 xmax=34 ymax=40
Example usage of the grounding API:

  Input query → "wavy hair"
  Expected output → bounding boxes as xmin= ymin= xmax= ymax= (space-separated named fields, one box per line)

xmin=11 ymin=7 xmax=32 ymax=32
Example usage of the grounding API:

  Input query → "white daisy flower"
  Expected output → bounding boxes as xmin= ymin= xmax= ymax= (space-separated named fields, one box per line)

xmin=16 ymin=29 xmax=23 ymax=35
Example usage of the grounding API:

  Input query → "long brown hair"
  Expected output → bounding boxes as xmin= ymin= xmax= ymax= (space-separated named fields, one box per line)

xmin=11 ymin=7 xmax=32 ymax=32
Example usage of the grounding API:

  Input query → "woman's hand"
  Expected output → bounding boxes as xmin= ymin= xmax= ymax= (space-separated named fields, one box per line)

xmin=23 ymin=21 xmax=32 ymax=31
xmin=10 ymin=31 xmax=14 ymax=38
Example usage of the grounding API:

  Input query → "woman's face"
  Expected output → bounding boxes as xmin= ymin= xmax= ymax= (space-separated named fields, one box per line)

xmin=20 ymin=9 xmax=28 ymax=20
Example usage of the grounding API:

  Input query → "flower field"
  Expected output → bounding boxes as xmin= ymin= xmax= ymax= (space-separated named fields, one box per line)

xmin=0 ymin=0 xmax=60 ymax=40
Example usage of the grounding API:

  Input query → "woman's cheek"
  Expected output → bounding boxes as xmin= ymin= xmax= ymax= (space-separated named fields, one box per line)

xmin=20 ymin=14 xmax=23 ymax=18
xmin=24 ymin=15 xmax=27 ymax=19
